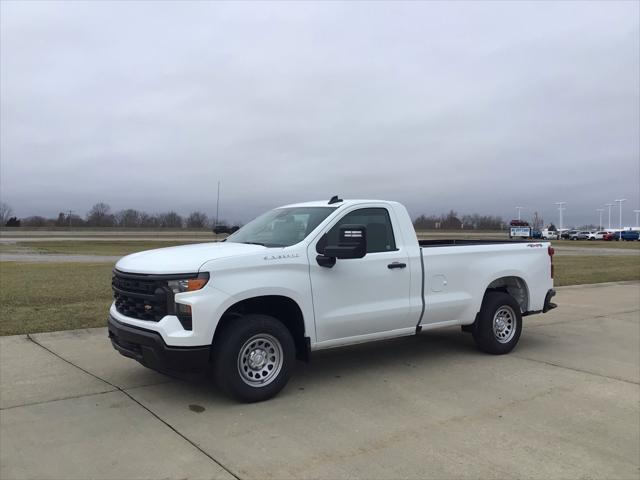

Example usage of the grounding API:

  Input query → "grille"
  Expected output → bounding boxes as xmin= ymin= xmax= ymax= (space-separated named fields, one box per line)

xmin=112 ymin=271 xmax=168 ymax=321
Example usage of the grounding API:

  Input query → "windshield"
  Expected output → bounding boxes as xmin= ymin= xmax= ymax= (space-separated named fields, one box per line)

xmin=226 ymin=207 xmax=337 ymax=247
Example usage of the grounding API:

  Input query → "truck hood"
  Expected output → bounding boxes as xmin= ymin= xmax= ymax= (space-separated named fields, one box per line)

xmin=115 ymin=241 xmax=266 ymax=274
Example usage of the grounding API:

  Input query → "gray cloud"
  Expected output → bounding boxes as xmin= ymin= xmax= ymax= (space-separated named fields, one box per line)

xmin=1 ymin=1 xmax=638 ymax=227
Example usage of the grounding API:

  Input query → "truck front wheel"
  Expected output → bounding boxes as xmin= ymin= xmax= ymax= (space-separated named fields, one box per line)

xmin=212 ymin=314 xmax=295 ymax=402
xmin=472 ymin=292 xmax=522 ymax=354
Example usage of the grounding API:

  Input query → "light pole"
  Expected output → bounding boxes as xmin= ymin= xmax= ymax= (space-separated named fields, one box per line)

xmin=515 ymin=206 xmax=523 ymax=221
xmin=634 ymin=210 xmax=640 ymax=228
xmin=615 ymin=199 xmax=626 ymax=237
xmin=555 ymin=202 xmax=566 ymax=230
xmin=596 ymin=209 xmax=604 ymax=230
xmin=215 ymin=180 xmax=220 ymax=226
xmin=605 ymin=203 xmax=613 ymax=229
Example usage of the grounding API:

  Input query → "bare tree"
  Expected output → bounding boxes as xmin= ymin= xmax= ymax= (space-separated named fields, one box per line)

xmin=186 ymin=211 xmax=208 ymax=229
xmin=417 ymin=211 xmax=503 ymax=230
xmin=115 ymin=209 xmax=142 ymax=228
xmin=22 ymin=216 xmax=48 ymax=227
xmin=55 ymin=212 xmax=67 ymax=227
xmin=157 ymin=211 xmax=183 ymax=228
xmin=0 ymin=202 xmax=13 ymax=225
xmin=441 ymin=210 xmax=462 ymax=229
xmin=531 ymin=211 xmax=543 ymax=231
xmin=86 ymin=202 xmax=115 ymax=227
xmin=139 ymin=213 xmax=159 ymax=228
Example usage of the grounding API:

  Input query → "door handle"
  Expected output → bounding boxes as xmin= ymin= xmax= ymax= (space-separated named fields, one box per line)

xmin=387 ymin=262 xmax=407 ymax=269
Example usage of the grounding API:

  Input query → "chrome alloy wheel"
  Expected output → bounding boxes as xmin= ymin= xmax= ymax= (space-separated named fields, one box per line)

xmin=237 ymin=334 xmax=283 ymax=387
xmin=492 ymin=306 xmax=517 ymax=343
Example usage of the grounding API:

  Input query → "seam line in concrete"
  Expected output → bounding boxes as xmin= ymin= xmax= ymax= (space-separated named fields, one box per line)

xmin=512 ymin=354 xmax=640 ymax=386
xmin=26 ymin=334 xmax=242 ymax=480
xmin=0 ymin=379 xmax=177 ymax=411
xmin=1 ymin=389 xmax=117 ymax=411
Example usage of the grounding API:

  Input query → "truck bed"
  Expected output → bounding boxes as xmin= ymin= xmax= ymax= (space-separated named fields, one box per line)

xmin=419 ymin=239 xmax=536 ymax=247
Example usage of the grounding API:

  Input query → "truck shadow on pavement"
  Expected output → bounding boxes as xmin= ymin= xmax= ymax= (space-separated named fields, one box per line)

xmin=155 ymin=327 xmax=490 ymax=403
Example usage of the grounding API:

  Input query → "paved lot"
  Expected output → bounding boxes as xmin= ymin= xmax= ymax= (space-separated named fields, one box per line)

xmin=1 ymin=282 xmax=639 ymax=479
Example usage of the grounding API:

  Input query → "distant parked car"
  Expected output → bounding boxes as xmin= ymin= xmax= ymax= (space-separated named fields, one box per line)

xmin=569 ymin=231 xmax=590 ymax=240
xmin=588 ymin=231 xmax=608 ymax=240
xmin=531 ymin=230 xmax=542 ymax=239
xmin=620 ymin=230 xmax=640 ymax=241
xmin=603 ymin=232 xmax=619 ymax=241
xmin=541 ymin=229 xmax=559 ymax=240
xmin=561 ymin=230 xmax=578 ymax=240
xmin=212 ymin=225 xmax=241 ymax=235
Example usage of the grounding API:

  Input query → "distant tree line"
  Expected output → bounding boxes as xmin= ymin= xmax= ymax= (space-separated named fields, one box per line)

xmin=2 ymin=202 xmax=237 ymax=229
xmin=414 ymin=210 xmax=505 ymax=230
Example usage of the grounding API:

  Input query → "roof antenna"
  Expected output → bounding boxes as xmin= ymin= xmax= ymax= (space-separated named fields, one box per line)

xmin=328 ymin=195 xmax=343 ymax=205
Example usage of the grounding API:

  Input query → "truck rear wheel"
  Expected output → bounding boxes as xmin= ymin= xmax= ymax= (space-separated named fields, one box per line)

xmin=472 ymin=292 xmax=522 ymax=355
xmin=212 ymin=314 xmax=295 ymax=402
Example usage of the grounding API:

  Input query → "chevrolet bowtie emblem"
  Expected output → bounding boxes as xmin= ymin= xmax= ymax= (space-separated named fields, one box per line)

xmin=144 ymin=305 xmax=152 ymax=311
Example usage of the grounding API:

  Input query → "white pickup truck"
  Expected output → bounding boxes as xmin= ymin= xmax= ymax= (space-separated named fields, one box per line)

xmin=109 ymin=197 xmax=557 ymax=402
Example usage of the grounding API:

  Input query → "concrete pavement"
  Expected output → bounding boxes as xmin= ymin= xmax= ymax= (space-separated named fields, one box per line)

xmin=1 ymin=282 xmax=639 ymax=479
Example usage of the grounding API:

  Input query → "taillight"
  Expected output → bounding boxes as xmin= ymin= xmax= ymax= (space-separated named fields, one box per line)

xmin=548 ymin=246 xmax=554 ymax=278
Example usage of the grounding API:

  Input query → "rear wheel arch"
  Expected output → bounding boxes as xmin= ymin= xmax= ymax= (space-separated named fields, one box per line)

xmin=483 ymin=276 xmax=530 ymax=313
xmin=213 ymin=295 xmax=309 ymax=362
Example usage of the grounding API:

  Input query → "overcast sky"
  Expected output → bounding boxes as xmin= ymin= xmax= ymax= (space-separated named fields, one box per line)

xmin=1 ymin=1 xmax=639 ymax=227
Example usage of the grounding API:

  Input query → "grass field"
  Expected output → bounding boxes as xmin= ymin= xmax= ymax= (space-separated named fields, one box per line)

xmin=1 ymin=255 xmax=638 ymax=336
xmin=2 ymin=238 xmax=638 ymax=257
xmin=0 ymin=262 xmax=113 ymax=336
xmin=551 ymin=240 xmax=640 ymax=249
xmin=553 ymin=255 xmax=640 ymax=286
xmin=0 ymin=240 xmax=211 ymax=256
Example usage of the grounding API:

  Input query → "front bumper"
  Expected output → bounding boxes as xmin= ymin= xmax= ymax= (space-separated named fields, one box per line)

xmin=108 ymin=315 xmax=210 ymax=373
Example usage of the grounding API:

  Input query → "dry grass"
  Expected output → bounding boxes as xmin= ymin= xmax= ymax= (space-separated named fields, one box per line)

xmin=0 ymin=240 xmax=211 ymax=256
xmin=553 ymin=255 xmax=640 ymax=286
xmin=551 ymin=239 xmax=640 ymax=249
xmin=1 ymin=253 xmax=638 ymax=336
xmin=0 ymin=262 xmax=114 ymax=336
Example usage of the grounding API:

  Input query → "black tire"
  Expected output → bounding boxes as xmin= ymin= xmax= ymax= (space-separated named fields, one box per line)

xmin=212 ymin=314 xmax=295 ymax=402
xmin=472 ymin=292 xmax=522 ymax=355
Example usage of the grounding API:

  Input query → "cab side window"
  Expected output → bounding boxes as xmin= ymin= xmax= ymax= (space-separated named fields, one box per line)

xmin=317 ymin=208 xmax=397 ymax=254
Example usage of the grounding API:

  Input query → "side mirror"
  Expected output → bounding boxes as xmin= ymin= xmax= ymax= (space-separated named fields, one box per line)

xmin=323 ymin=224 xmax=367 ymax=259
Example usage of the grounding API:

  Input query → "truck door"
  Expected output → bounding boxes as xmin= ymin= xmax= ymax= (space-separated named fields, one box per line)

xmin=307 ymin=206 xmax=413 ymax=343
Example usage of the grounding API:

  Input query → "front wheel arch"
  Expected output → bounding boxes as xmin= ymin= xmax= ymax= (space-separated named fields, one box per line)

xmin=212 ymin=295 xmax=309 ymax=362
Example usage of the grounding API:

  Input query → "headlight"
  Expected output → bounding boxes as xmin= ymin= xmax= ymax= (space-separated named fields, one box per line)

xmin=166 ymin=273 xmax=209 ymax=331
xmin=167 ymin=273 xmax=209 ymax=294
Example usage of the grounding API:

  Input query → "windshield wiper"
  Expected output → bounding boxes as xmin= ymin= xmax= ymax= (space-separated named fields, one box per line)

xmin=229 ymin=241 xmax=286 ymax=247
xmin=239 ymin=241 xmax=287 ymax=248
